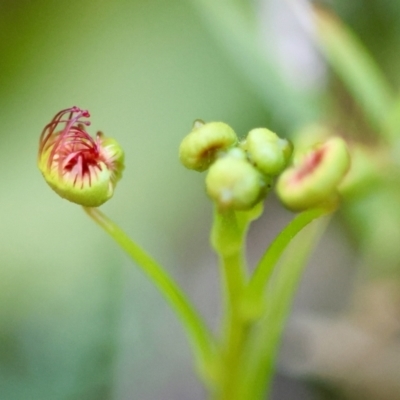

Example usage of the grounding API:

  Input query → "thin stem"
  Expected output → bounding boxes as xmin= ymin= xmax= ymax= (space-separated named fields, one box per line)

xmin=83 ymin=207 xmax=216 ymax=382
xmin=211 ymin=204 xmax=263 ymax=312
xmin=241 ymin=215 xmax=330 ymax=399
xmin=210 ymin=207 xmax=260 ymax=400
xmin=212 ymin=209 xmax=247 ymax=309
xmin=218 ymin=251 xmax=247 ymax=400
xmin=246 ymin=207 xmax=333 ymax=304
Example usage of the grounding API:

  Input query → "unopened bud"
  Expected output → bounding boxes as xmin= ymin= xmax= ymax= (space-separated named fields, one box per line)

xmin=205 ymin=149 xmax=269 ymax=211
xmin=244 ymin=128 xmax=292 ymax=176
xmin=179 ymin=121 xmax=238 ymax=171
xmin=276 ymin=137 xmax=350 ymax=211
xmin=38 ymin=107 xmax=125 ymax=207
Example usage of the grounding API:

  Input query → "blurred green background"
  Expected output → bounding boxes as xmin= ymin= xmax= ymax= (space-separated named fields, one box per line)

xmin=2 ymin=1 xmax=400 ymax=399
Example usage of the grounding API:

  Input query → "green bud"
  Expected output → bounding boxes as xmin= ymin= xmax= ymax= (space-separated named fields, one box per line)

xmin=38 ymin=107 xmax=125 ymax=207
xmin=179 ymin=121 xmax=238 ymax=171
xmin=276 ymin=137 xmax=350 ymax=211
xmin=338 ymin=144 xmax=382 ymax=200
xmin=205 ymin=149 xmax=270 ymax=211
xmin=244 ymin=128 xmax=292 ymax=176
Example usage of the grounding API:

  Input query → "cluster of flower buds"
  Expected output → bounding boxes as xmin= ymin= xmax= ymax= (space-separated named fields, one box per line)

xmin=179 ymin=121 xmax=292 ymax=211
xmin=38 ymin=107 xmax=124 ymax=207
xmin=179 ymin=121 xmax=351 ymax=212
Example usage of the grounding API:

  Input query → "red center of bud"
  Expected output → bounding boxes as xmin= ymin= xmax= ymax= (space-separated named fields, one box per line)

xmin=39 ymin=107 xmax=105 ymax=187
xmin=292 ymin=146 xmax=325 ymax=183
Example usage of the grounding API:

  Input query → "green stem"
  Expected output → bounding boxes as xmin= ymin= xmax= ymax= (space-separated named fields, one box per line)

xmin=83 ymin=207 xmax=216 ymax=382
xmin=211 ymin=204 xmax=263 ymax=311
xmin=242 ymin=215 xmax=330 ymax=399
xmin=218 ymin=251 xmax=247 ymax=400
xmin=211 ymin=209 xmax=247 ymax=309
xmin=246 ymin=207 xmax=332 ymax=305
xmin=210 ymin=206 xmax=261 ymax=400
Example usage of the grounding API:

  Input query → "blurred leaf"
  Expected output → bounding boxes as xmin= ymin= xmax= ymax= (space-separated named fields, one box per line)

xmin=239 ymin=214 xmax=329 ymax=399
xmin=382 ymin=95 xmax=400 ymax=141
xmin=314 ymin=6 xmax=395 ymax=136
xmin=187 ymin=0 xmax=322 ymax=133
xmin=342 ymin=184 xmax=400 ymax=275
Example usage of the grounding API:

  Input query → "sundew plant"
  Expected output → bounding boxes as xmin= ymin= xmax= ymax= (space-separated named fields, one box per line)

xmin=37 ymin=105 xmax=350 ymax=399
xmin=25 ymin=2 xmax=400 ymax=400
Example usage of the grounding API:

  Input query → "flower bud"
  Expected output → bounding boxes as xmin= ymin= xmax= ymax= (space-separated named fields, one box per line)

xmin=205 ymin=149 xmax=270 ymax=211
xmin=244 ymin=128 xmax=292 ymax=176
xmin=179 ymin=121 xmax=238 ymax=171
xmin=38 ymin=107 xmax=125 ymax=207
xmin=338 ymin=144 xmax=381 ymax=200
xmin=276 ymin=137 xmax=350 ymax=211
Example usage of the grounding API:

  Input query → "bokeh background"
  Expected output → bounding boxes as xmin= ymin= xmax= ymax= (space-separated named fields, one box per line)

xmin=2 ymin=0 xmax=400 ymax=399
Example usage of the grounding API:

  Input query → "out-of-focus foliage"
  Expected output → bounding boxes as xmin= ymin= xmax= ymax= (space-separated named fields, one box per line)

xmin=331 ymin=0 xmax=400 ymax=88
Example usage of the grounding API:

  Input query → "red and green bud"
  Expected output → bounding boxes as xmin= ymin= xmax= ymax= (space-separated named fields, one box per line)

xmin=38 ymin=107 xmax=124 ymax=207
xmin=276 ymin=137 xmax=350 ymax=211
